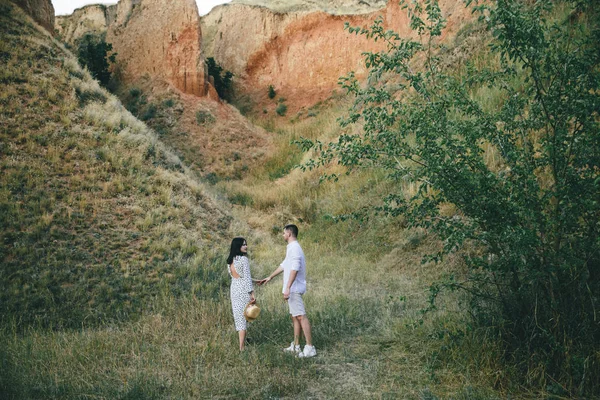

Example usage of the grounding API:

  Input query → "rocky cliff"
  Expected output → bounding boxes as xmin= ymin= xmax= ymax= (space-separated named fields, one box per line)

xmin=229 ymin=0 xmax=388 ymax=15
xmin=10 ymin=0 xmax=54 ymax=33
xmin=57 ymin=0 xmax=209 ymax=97
xmin=108 ymin=0 xmax=208 ymax=96
xmin=55 ymin=5 xmax=113 ymax=44
xmin=202 ymin=0 xmax=473 ymax=110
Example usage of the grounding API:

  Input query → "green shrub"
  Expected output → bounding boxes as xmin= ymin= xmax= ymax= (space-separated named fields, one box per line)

xmin=206 ymin=57 xmax=233 ymax=101
xmin=129 ymin=87 xmax=141 ymax=97
xmin=299 ymin=0 xmax=600 ymax=395
xmin=141 ymin=104 xmax=157 ymax=121
xmin=196 ymin=110 xmax=215 ymax=125
xmin=268 ymin=85 xmax=276 ymax=99
xmin=228 ymin=192 xmax=254 ymax=206
xmin=275 ymin=103 xmax=287 ymax=117
xmin=76 ymin=33 xmax=116 ymax=87
xmin=74 ymin=85 xmax=106 ymax=105
xmin=204 ymin=172 xmax=219 ymax=185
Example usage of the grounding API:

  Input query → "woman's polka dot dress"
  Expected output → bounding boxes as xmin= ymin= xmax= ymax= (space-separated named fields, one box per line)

xmin=228 ymin=255 xmax=253 ymax=331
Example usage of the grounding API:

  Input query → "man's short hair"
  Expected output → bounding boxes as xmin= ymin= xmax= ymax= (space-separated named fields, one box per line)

xmin=284 ymin=224 xmax=298 ymax=238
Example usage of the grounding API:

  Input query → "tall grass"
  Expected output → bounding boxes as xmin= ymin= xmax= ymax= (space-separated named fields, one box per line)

xmin=1 ymin=225 xmax=503 ymax=399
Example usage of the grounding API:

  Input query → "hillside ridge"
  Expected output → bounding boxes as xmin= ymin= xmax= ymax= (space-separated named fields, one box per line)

xmin=0 ymin=0 xmax=231 ymax=328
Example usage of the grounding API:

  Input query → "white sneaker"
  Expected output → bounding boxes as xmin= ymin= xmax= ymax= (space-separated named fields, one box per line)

xmin=298 ymin=345 xmax=317 ymax=358
xmin=283 ymin=342 xmax=301 ymax=354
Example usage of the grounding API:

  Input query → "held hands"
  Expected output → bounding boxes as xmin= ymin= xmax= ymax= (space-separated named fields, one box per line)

xmin=257 ymin=276 xmax=272 ymax=286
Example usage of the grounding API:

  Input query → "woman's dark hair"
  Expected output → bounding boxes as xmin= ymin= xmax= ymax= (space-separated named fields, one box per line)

xmin=227 ymin=237 xmax=247 ymax=264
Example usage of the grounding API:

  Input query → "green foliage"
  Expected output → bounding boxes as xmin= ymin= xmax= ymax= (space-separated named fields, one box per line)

xmin=206 ymin=57 xmax=234 ymax=101
xmin=268 ymin=84 xmax=276 ymax=99
xmin=141 ymin=103 xmax=157 ymax=121
xmin=129 ymin=87 xmax=141 ymax=98
xmin=204 ymin=172 xmax=220 ymax=185
xmin=276 ymin=102 xmax=287 ymax=116
xmin=196 ymin=110 xmax=215 ymax=125
xmin=227 ymin=192 xmax=254 ymax=206
xmin=298 ymin=0 xmax=600 ymax=395
xmin=76 ymin=33 xmax=116 ymax=87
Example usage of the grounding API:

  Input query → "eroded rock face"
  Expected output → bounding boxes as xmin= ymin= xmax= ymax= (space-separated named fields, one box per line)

xmin=57 ymin=0 xmax=208 ymax=97
xmin=11 ymin=0 xmax=55 ymax=33
xmin=202 ymin=0 xmax=474 ymax=109
xmin=230 ymin=0 xmax=389 ymax=15
xmin=55 ymin=5 xmax=112 ymax=43
xmin=108 ymin=0 xmax=208 ymax=96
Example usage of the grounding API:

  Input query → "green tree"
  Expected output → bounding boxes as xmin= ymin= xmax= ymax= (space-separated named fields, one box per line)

xmin=206 ymin=57 xmax=234 ymax=101
xmin=268 ymin=84 xmax=276 ymax=99
xmin=76 ymin=33 xmax=116 ymax=87
xmin=298 ymin=0 xmax=600 ymax=394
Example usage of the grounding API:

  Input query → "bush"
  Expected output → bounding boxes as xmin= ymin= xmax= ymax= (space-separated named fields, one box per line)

xmin=129 ymin=87 xmax=141 ymax=97
xmin=268 ymin=85 xmax=276 ymax=99
xmin=196 ymin=110 xmax=215 ymax=125
xmin=141 ymin=104 xmax=157 ymax=121
xmin=204 ymin=172 xmax=219 ymax=185
xmin=76 ymin=33 xmax=116 ymax=87
xmin=206 ymin=57 xmax=233 ymax=101
xmin=228 ymin=192 xmax=254 ymax=206
xmin=299 ymin=0 xmax=600 ymax=395
xmin=275 ymin=103 xmax=287 ymax=117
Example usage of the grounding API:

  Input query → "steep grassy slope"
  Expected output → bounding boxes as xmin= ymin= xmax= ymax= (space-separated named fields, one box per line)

xmin=0 ymin=0 xmax=230 ymax=329
xmin=113 ymin=78 xmax=273 ymax=181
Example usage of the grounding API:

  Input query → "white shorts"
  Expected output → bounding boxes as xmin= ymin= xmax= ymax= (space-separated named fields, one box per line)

xmin=288 ymin=292 xmax=306 ymax=317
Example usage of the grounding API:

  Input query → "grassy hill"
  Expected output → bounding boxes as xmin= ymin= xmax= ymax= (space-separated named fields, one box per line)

xmin=0 ymin=0 xmax=231 ymax=330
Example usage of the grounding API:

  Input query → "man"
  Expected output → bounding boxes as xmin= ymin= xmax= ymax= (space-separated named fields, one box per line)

xmin=260 ymin=224 xmax=316 ymax=358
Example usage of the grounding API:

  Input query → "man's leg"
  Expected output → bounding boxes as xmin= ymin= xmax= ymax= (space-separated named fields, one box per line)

xmin=297 ymin=315 xmax=312 ymax=346
xmin=293 ymin=315 xmax=302 ymax=345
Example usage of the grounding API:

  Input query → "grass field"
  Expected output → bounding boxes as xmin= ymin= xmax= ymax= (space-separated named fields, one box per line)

xmin=0 ymin=1 xmax=550 ymax=398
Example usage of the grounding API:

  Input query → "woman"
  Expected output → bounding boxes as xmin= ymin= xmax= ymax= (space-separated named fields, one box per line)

xmin=227 ymin=237 xmax=257 ymax=351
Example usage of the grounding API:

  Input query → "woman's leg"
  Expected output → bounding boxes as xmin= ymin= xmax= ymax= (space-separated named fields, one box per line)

xmin=238 ymin=329 xmax=246 ymax=351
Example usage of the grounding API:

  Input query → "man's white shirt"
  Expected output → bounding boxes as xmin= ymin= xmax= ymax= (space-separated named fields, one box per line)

xmin=281 ymin=240 xmax=307 ymax=294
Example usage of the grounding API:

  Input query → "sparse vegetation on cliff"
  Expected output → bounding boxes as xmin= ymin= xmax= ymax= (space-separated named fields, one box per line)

xmin=196 ymin=110 xmax=215 ymax=125
xmin=268 ymin=84 xmax=276 ymax=99
xmin=206 ymin=56 xmax=234 ymax=101
xmin=76 ymin=32 xmax=116 ymax=87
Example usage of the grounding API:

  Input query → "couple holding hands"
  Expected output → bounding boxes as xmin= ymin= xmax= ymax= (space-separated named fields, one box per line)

xmin=226 ymin=224 xmax=316 ymax=357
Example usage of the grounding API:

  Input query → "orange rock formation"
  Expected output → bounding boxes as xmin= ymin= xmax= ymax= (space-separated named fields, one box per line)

xmin=108 ymin=0 xmax=208 ymax=97
xmin=202 ymin=0 xmax=474 ymax=110
xmin=57 ymin=0 xmax=209 ymax=97
xmin=11 ymin=0 xmax=55 ymax=33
